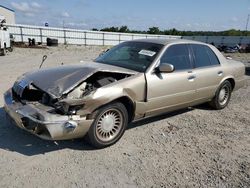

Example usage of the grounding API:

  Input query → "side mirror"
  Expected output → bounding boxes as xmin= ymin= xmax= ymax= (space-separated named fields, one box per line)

xmin=157 ymin=63 xmax=174 ymax=73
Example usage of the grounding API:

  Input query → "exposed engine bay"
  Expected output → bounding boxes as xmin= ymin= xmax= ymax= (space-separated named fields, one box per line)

xmin=66 ymin=72 xmax=129 ymax=99
xmin=12 ymin=72 xmax=131 ymax=115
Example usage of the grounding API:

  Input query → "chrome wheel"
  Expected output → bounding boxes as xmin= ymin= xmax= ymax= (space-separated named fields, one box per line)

xmin=96 ymin=108 xmax=123 ymax=142
xmin=209 ymin=80 xmax=232 ymax=110
xmin=218 ymin=85 xmax=230 ymax=106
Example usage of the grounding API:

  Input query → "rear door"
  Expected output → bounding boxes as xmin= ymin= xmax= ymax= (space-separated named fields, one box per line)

xmin=145 ymin=44 xmax=196 ymax=116
xmin=190 ymin=44 xmax=223 ymax=100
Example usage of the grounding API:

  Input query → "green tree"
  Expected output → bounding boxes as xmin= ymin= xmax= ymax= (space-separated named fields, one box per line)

xmin=119 ymin=26 xmax=130 ymax=33
xmin=101 ymin=27 xmax=119 ymax=32
xmin=148 ymin=27 xmax=160 ymax=34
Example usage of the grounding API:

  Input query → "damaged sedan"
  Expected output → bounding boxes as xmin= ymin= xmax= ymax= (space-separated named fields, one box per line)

xmin=4 ymin=39 xmax=246 ymax=148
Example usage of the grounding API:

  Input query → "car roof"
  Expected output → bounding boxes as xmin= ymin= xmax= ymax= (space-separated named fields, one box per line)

xmin=130 ymin=38 xmax=207 ymax=46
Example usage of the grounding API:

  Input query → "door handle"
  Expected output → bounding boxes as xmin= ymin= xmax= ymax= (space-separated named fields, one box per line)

xmin=188 ymin=75 xmax=196 ymax=81
xmin=218 ymin=71 xmax=223 ymax=76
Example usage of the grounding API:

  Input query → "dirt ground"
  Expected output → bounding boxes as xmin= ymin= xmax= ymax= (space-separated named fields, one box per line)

xmin=0 ymin=46 xmax=249 ymax=188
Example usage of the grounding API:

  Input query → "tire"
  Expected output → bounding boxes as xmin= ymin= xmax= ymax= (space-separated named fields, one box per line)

xmin=209 ymin=80 xmax=232 ymax=110
xmin=8 ymin=47 xmax=13 ymax=52
xmin=0 ymin=48 xmax=6 ymax=56
xmin=87 ymin=102 xmax=128 ymax=148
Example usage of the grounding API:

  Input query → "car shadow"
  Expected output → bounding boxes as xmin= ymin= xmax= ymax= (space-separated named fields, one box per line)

xmin=128 ymin=108 xmax=192 ymax=129
xmin=0 ymin=107 xmax=93 ymax=156
xmin=0 ymin=105 xmax=194 ymax=156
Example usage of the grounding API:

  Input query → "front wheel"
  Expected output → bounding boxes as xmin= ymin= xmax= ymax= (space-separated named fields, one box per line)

xmin=87 ymin=102 xmax=128 ymax=148
xmin=8 ymin=47 xmax=13 ymax=52
xmin=209 ymin=80 xmax=232 ymax=110
xmin=0 ymin=48 xmax=6 ymax=56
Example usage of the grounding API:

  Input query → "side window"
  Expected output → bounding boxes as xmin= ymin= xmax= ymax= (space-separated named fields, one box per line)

xmin=205 ymin=46 xmax=220 ymax=66
xmin=191 ymin=44 xmax=211 ymax=68
xmin=160 ymin=44 xmax=191 ymax=71
xmin=191 ymin=44 xmax=220 ymax=68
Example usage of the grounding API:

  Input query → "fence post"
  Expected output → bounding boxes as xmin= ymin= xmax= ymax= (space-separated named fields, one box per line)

xmin=221 ymin=37 xmax=225 ymax=45
xmin=84 ymin=31 xmax=87 ymax=46
xmin=118 ymin=34 xmax=121 ymax=43
xmin=102 ymin=33 xmax=105 ymax=46
xmin=239 ymin=37 xmax=243 ymax=44
xmin=39 ymin=28 xmax=43 ymax=44
xmin=20 ymin=26 xmax=24 ymax=43
xmin=63 ymin=29 xmax=66 ymax=45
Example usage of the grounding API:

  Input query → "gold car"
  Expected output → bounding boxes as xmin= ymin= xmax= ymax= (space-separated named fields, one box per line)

xmin=4 ymin=39 xmax=246 ymax=148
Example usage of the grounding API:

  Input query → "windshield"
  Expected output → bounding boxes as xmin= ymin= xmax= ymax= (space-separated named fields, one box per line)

xmin=95 ymin=41 xmax=164 ymax=72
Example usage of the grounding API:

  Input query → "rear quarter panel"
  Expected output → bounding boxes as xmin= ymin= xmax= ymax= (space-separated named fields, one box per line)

xmin=210 ymin=45 xmax=246 ymax=92
xmin=220 ymin=59 xmax=246 ymax=91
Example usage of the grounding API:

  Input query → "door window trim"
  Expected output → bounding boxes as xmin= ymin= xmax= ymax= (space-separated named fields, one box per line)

xmin=158 ymin=44 xmax=194 ymax=73
xmin=189 ymin=44 xmax=221 ymax=69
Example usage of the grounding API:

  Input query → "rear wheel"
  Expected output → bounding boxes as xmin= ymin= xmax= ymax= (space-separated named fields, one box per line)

xmin=209 ymin=80 xmax=232 ymax=110
xmin=87 ymin=102 xmax=128 ymax=148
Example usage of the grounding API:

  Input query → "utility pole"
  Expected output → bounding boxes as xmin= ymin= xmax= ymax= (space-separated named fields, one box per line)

xmin=246 ymin=14 xmax=250 ymax=35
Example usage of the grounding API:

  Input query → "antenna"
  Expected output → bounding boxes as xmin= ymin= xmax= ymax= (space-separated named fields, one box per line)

xmin=39 ymin=55 xmax=47 ymax=69
xmin=246 ymin=14 xmax=250 ymax=34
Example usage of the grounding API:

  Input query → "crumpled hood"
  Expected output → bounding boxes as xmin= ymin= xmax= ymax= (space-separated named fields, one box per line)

xmin=22 ymin=62 xmax=137 ymax=99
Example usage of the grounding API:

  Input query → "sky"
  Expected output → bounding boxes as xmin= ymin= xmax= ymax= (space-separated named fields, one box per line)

xmin=1 ymin=0 xmax=250 ymax=31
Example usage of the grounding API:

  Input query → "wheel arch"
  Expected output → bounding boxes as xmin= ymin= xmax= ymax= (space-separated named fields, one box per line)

xmin=112 ymin=96 xmax=135 ymax=123
xmin=226 ymin=78 xmax=235 ymax=91
xmin=211 ymin=76 xmax=235 ymax=98
xmin=91 ymin=96 xmax=135 ymax=123
xmin=219 ymin=76 xmax=235 ymax=91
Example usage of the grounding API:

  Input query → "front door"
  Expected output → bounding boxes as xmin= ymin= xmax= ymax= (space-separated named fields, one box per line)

xmin=145 ymin=44 xmax=196 ymax=117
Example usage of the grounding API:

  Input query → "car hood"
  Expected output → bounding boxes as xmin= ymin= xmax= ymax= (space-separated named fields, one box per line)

xmin=22 ymin=62 xmax=137 ymax=99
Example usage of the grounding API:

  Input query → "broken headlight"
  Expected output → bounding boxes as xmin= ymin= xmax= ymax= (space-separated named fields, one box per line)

xmin=56 ymin=101 xmax=84 ymax=115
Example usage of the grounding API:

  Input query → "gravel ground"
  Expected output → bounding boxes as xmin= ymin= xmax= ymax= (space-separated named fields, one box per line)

xmin=0 ymin=46 xmax=249 ymax=188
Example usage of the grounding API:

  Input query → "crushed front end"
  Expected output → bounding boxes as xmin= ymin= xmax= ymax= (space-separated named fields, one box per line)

xmin=3 ymin=67 xmax=133 ymax=141
xmin=4 ymin=85 xmax=93 ymax=140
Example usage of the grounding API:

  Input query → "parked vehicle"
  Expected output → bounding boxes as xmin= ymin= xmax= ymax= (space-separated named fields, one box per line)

xmin=0 ymin=26 xmax=12 ymax=56
xmin=245 ymin=44 xmax=250 ymax=53
xmin=224 ymin=45 xmax=240 ymax=53
xmin=4 ymin=39 xmax=246 ymax=148
xmin=217 ymin=45 xmax=227 ymax=52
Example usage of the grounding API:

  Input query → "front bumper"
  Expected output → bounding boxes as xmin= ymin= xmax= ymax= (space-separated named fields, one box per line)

xmin=4 ymin=89 xmax=93 ymax=140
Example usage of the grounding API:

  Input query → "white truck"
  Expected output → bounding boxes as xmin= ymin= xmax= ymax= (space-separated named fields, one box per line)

xmin=0 ymin=16 xmax=12 ymax=56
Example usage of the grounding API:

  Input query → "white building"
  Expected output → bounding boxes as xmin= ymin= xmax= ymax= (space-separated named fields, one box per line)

xmin=0 ymin=5 xmax=15 ymax=24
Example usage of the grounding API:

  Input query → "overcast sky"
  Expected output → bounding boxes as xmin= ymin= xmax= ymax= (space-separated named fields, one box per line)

xmin=1 ymin=0 xmax=250 ymax=31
